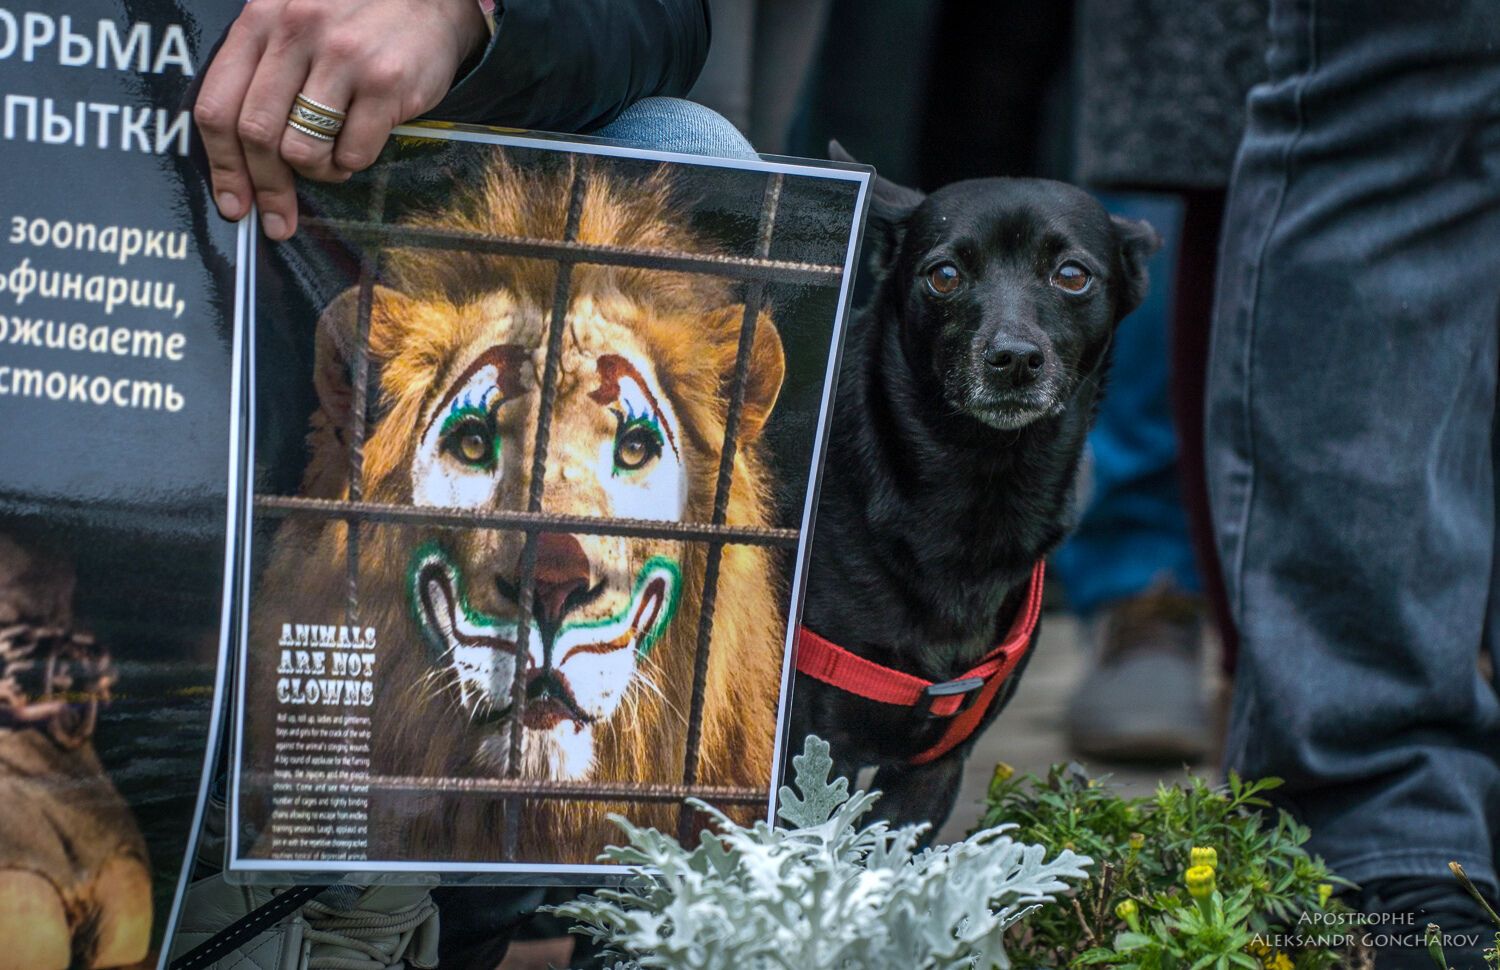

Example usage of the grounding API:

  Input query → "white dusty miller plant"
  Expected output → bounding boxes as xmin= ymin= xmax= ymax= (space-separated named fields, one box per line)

xmin=549 ymin=736 xmax=1091 ymax=970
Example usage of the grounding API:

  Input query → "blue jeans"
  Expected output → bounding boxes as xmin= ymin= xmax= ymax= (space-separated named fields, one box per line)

xmin=593 ymin=96 xmax=757 ymax=160
xmin=1208 ymin=0 xmax=1500 ymax=894
xmin=1054 ymin=193 xmax=1201 ymax=615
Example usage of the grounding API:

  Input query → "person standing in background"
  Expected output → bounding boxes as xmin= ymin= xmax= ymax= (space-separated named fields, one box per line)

xmin=687 ymin=0 xmax=833 ymax=154
xmin=1059 ymin=0 xmax=1266 ymax=763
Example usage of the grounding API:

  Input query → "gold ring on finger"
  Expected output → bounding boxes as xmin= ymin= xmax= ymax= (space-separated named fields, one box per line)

xmin=289 ymin=101 xmax=344 ymax=134
xmin=289 ymin=94 xmax=346 ymax=136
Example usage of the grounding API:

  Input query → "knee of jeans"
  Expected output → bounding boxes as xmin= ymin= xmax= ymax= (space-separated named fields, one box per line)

xmin=594 ymin=97 xmax=757 ymax=160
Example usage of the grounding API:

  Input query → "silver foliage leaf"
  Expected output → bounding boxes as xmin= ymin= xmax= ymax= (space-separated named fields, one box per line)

xmin=548 ymin=736 xmax=1091 ymax=970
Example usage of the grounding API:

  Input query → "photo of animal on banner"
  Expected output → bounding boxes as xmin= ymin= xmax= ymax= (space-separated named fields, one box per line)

xmin=227 ymin=125 xmax=870 ymax=875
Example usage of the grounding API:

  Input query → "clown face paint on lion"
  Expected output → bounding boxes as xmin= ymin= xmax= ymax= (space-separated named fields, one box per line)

xmin=246 ymin=155 xmax=790 ymax=863
xmin=404 ymin=307 xmax=694 ymax=781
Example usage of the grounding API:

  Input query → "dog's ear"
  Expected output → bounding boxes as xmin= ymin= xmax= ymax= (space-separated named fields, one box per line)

xmin=828 ymin=139 xmax=858 ymax=165
xmin=1110 ymin=215 xmax=1163 ymax=320
xmin=832 ymin=140 xmax=926 ymax=271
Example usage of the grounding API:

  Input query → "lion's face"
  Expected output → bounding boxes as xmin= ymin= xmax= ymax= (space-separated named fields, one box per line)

xmin=392 ymin=291 xmax=699 ymax=779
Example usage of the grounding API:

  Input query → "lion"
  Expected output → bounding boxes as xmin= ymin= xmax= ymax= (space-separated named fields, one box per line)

xmin=244 ymin=153 xmax=789 ymax=864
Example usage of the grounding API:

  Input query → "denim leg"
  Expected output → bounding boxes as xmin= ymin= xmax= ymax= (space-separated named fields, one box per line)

xmin=1208 ymin=0 xmax=1500 ymax=892
xmin=1054 ymin=192 xmax=1201 ymax=615
xmin=591 ymin=96 xmax=758 ymax=160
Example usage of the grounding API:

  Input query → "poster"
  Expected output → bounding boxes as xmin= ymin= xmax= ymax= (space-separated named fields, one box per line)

xmin=0 ymin=3 xmax=242 ymax=968
xmin=227 ymin=125 xmax=870 ymax=877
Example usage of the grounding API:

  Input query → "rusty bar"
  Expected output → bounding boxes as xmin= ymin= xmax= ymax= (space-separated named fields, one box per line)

xmin=356 ymin=775 xmax=768 ymax=805
xmin=254 ymin=496 xmax=801 ymax=548
xmin=677 ymin=173 xmax=783 ymax=842
xmin=344 ymin=171 xmax=389 ymax=628
xmin=297 ymin=218 xmax=842 ymax=286
xmin=499 ymin=166 xmax=590 ymax=859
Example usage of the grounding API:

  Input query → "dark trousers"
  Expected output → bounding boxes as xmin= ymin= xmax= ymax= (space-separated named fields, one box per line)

xmin=1208 ymin=0 xmax=1500 ymax=893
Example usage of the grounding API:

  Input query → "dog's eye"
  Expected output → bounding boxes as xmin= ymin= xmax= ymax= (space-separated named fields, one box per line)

xmin=926 ymin=262 xmax=963 ymax=296
xmin=1051 ymin=262 xmax=1093 ymax=294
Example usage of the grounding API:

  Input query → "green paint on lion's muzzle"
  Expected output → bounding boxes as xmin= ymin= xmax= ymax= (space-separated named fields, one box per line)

xmin=406 ymin=542 xmax=681 ymax=662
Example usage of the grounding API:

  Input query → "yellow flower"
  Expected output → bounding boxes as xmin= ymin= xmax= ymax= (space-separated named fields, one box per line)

xmin=1317 ymin=883 xmax=1333 ymax=907
xmin=1115 ymin=899 xmax=1138 ymax=921
xmin=1190 ymin=846 xmax=1218 ymax=870
xmin=1247 ymin=939 xmax=1271 ymax=957
xmin=1185 ymin=865 xmax=1217 ymax=898
xmin=1128 ymin=832 xmax=1146 ymax=851
xmin=1265 ymin=952 xmax=1293 ymax=970
xmin=986 ymin=762 xmax=1016 ymax=801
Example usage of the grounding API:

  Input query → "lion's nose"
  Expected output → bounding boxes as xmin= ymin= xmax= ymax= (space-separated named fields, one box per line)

xmin=529 ymin=533 xmax=591 ymax=629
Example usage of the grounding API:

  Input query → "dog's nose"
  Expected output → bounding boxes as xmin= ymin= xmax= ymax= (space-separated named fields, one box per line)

xmin=985 ymin=337 xmax=1045 ymax=387
xmin=529 ymin=533 xmax=591 ymax=628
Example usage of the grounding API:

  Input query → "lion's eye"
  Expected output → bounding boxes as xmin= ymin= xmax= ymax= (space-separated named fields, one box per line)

xmin=459 ymin=431 xmax=489 ymax=463
xmin=442 ymin=414 xmax=498 ymax=469
xmin=1051 ymin=262 xmax=1093 ymax=294
xmin=614 ymin=421 xmax=663 ymax=473
xmin=926 ymin=262 xmax=963 ymax=296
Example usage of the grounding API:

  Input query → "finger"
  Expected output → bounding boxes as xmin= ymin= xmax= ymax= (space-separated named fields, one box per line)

xmin=280 ymin=75 xmax=353 ymax=183
xmin=192 ymin=18 xmax=265 ymax=221
xmin=238 ymin=46 xmax=311 ymax=240
xmin=333 ymin=91 xmax=402 ymax=175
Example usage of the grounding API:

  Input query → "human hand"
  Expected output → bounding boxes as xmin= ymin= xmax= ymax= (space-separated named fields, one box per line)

xmin=193 ymin=0 xmax=487 ymax=240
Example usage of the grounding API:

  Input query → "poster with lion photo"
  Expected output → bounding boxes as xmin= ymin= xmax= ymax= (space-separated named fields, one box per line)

xmin=225 ymin=124 xmax=870 ymax=877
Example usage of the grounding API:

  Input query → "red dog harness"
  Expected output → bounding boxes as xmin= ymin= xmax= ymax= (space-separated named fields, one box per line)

xmin=794 ymin=561 xmax=1046 ymax=766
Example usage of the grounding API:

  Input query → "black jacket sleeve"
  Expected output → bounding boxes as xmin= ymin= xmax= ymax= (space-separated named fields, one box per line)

xmin=427 ymin=0 xmax=711 ymax=134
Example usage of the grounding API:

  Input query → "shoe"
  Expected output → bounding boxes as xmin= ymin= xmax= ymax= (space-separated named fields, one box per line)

xmin=1065 ymin=585 xmax=1211 ymax=763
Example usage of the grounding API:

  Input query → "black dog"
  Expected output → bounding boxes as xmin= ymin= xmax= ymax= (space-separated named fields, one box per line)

xmin=789 ymin=145 xmax=1159 ymax=832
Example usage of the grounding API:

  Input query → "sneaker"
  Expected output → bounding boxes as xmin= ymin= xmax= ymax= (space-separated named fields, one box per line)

xmin=1065 ymin=586 xmax=1211 ymax=763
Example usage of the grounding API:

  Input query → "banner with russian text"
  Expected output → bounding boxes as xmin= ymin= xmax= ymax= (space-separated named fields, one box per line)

xmin=0 ymin=3 xmax=240 ymax=968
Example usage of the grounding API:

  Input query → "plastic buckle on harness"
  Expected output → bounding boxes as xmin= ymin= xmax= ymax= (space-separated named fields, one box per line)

xmin=920 ymin=675 xmax=985 ymax=717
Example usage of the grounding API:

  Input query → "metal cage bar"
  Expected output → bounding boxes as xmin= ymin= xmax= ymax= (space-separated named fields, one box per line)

xmin=343 ymin=172 xmax=390 ymax=627
xmin=255 ymin=496 xmax=800 ymax=547
xmin=299 ymin=218 xmax=842 ymax=286
xmin=361 ymin=775 xmax=768 ymax=805
xmin=676 ymin=172 xmax=784 ymax=842
xmin=499 ymin=167 xmax=591 ymax=859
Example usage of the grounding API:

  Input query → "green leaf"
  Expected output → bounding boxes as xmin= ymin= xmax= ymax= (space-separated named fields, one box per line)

xmin=1078 ymin=947 xmax=1128 ymax=964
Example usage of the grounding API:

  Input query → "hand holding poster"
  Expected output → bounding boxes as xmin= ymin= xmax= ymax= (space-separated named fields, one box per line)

xmin=228 ymin=125 xmax=869 ymax=875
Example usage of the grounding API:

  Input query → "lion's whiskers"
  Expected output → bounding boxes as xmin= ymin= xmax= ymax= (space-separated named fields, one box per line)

xmin=630 ymin=668 xmax=686 ymax=728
